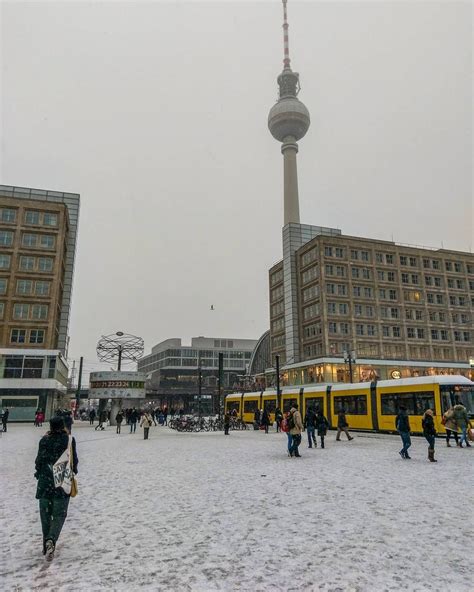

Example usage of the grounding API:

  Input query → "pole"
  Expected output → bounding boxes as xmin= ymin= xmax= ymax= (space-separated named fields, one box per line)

xmin=218 ymin=352 xmax=224 ymax=419
xmin=198 ymin=356 xmax=202 ymax=418
xmin=75 ymin=357 xmax=83 ymax=418
xmin=117 ymin=345 xmax=123 ymax=371
xmin=348 ymin=356 xmax=353 ymax=383
xmin=276 ymin=354 xmax=281 ymax=410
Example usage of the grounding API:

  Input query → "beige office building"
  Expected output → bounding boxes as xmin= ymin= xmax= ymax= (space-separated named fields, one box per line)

xmin=269 ymin=229 xmax=474 ymax=386
xmin=0 ymin=185 xmax=80 ymax=353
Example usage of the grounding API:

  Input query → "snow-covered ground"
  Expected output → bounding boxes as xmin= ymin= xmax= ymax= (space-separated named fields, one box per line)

xmin=0 ymin=422 xmax=472 ymax=592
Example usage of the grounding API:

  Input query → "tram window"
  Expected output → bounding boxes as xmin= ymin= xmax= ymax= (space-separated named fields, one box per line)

xmin=305 ymin=397 xmax=324 ymax=412
xmin=263 ymin=399 xmax=276 ymax=413
xmin=283 ymin=398 xmax=298 ymax=412
xmin=381 ymin=391 xmax=435 ymax=415
xmin=243 ymin=400 xmax=258 ymax=413
xmin=227 ymin=401 xmax=240 ymax=413
xmin=442 ymin=385 xmax=474 ymax=415
xmin=334 ymin=395 xmax=367 ymax=415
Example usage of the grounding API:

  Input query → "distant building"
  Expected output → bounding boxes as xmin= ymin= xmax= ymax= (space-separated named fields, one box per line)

xmin=269 ymin=229 xmax=474 ymax=385
xmin=0 ymin=185 xmax=80 ymax=419
xmin=138 ymin=336 xmax=258 ymax=412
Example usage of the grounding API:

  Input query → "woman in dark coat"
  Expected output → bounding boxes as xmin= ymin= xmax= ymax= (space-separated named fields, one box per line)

xmin=422 ymin=409 xmax=437 ymax=462
xmin=261 ymin=408 xmax=271 ymax=434
xmin=315 ymin=409 xmax=329 ymax=449
xmin=35 ymin=416 xmax=78 ymax=560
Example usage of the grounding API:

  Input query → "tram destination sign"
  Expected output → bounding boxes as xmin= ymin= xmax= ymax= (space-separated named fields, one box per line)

xmin=89 ymin=371 xmax=146 ymax=399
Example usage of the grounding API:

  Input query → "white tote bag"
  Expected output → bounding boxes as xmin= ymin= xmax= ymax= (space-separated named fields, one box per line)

xmin=52 ymin=436 xmax=74 ymax=494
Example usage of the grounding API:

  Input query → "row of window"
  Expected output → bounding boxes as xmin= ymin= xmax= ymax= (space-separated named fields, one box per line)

xmin=271 ymin=285 xmax=284 ymax=302
xmin=0 ymin=231 xmax=56 ymax=249
xmin=0 ymin=279 xmax=51 ymax=296
xmin=0 ymin=254 xmax=54 ymax=272
xmin=271 ymin=301 xmax=284 ymax=316
xmin=322 ymin=246 xmax=473 ymax=274
xmin=272 ymin=318 xmax=285 ymax=332
xmin=270 ymin=269 xmax=283 ymax=286
xmin=0 ymin=208 xmax=58 ymax=226
xmin=11 ymin=303 xmax=49 ymax=320
xmin=10 ymin=328 xmax=46 ymax=344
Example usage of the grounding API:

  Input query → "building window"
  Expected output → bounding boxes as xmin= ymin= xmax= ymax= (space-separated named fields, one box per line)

xmin=361 ymin=251 xmax=369 ymax=262
xmin=0 ymin=208 xmax=17 ymax=223
xmin=366 ymin=306 xmax=374 ymax=317
xmin=432 ymin=260 xmax=440 ymax=270
xmin=35 ymin=281 xmax=51 ymax=296
xmin=356 ymin=324 xmax=364 ymax=336
xmin=337 ymin=284 xmax=347 ymax=296
xmin=367 ymin=325 xmax=376 ymax=336
xmin=364 ymin=287 xmax=373 ymax=298
xmin=43 ymin=213 xmax=58 ymax=227
xmin=303 ymin=304 xmax=320 ymax=320
xmin=409 ymin=257 xmax=417 ymax=267
xmin=436 ymin=294 xmax=444 ymax=305
xmin=326 ymin=284 xmax=336 ymax=295
xmin=325 ymin=264 xmax=334 ymax=276
xmin=13 ymin=303 xmax=30 ymax=319
xmin=324 ymin=246 xmax=333 ymax=257
xmin=445 ymin=261 xmax=453 ymax=271
xmin=351 ymin=249 xmax=359 ymax=260
xmin=402 ymin=273 xmax=409 ymax=284
xmin=11 ymin=329 xmax=26 ymax=343
xmin=339 ymin=303 xmax=348 ymax=315
xmin=400 ymin=255 xmax=407 ymax=266
xmin=440 ymin=330 xmax=449 ymax=341
xmin=407 ymin=327 xmax=415 ymax=338
xmin=25 ymin=211 xmax=41 ymax=224
xmin=392 ymin=326 xmax=401 ymax=338
xmin=22 ymin=233 xmax=38 ymax=247
xmin=431 ymin=329 xmax=439 ymax=340
xmin=353 ymin=286 xmax=362 ymax=297
xmin=336 ymin=265 xmax=346 ymax=277
xmin=0 ymin=231 xmax=14 ymax=246
xmin=362 ymin=268 xmax=371 ymax=279
xmin=302 ymin=266 xmax=318 ymax=285
xmin=383 ymin=326 xmax=390 ymax=337
xmin=386 ymin=254 xmax=394 ymax=264
xmin=16 ymin=280 xmax=33 ymax=295
xmin=411 ymin=274 xmax=419 ymax=284
xmin=340 ymin=322 xmax=350 ymax=334
xmin=40 ymin=235 xmax=55 ymax=249
xmin=388 ymin=271 xmax=395 ymax=283
xmin=352 ymin=267 xmax=360 ymax=279
xmin=454 ymin=262 xmax=462 ymax=273
xmin=389 ymin=290 xmax=397 ymax=301
xmin=335 ymin=247 xmax=345 ymax=258
xmin=38 ymin=258 xmax=54 ymax=272
xmin=0 ymin=302 xmax=4 ymax=319
xmin=0 ymin=254 xmax=11 ymax=269
xmin=329 ymin=322 xmax=337 ymax=334
xmin=327 ymin=302 xmax=336 ymax=314
xmin=0 ymin=278 xmax=7 ymax=295
xmin=377 ymin=270 xmax=385 ymax=281
xmin=31 ymin=304 xmax=48 ymax=320
xmin=270 ymin=269 xmax=283 ymax=285
xmin=20 ymin=256 xmax=35 ymax=271
xmin=376 ymin=253 xmax=383 ymax=263
xmin=29 ymin=329 xmax=45 ymax=344
xmin=302 ymin=284 xmax=319 ymax=303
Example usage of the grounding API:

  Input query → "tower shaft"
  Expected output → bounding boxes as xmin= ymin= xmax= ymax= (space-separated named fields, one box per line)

xmin=282 ymin=138 xmax=300 ymax=225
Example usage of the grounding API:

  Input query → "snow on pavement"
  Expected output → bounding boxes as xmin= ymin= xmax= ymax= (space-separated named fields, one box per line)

xmin=0 ymin=422 xmax=472 ymax=592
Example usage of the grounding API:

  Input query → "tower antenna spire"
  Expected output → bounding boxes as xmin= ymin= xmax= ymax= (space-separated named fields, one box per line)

xmin=282 ymin=0 xmax=291 ymax=69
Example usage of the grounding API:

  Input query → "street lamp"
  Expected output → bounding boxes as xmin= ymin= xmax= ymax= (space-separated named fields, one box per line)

xmin=343 ymin=349 xmax=356 ymax=383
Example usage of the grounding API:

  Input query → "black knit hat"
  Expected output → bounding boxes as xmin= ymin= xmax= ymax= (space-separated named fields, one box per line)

xmin=50 ymin=416 xmax=65 ymax=432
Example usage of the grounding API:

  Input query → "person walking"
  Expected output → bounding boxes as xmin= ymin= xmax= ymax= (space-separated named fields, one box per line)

xmin=275 ymin=407 xmax=283 ymax=433
xmin=38 ymin=410 xmax=44 ymax=427
xmin=261 ymin=408 xmax=271 ymax=434
xmin=63 ymin=411 xmax=73 ymax=434
xmin=443 ymin=407 xmax=459 ymax=447
xmin=163 ymin=406 xmax=168 ymax=426
xmin=422 ymin=409 xmax=438 ymax=462
xmin=304 ymin=406 xmax=317 ymax=448
xmin=35 ymin=410 xmax=41 ymax=427
xmin=2 ymin=408 xmax=9 ymax=432
xmin=115 ymin=410 xmax=124 ymax=434
xmin=282 ymin=411 xmax=293 ymax=456
xmin=34 ymin=416 xmax=78 ymax=561
xmin=289 ymin=404 xmax=303 ymax=457
xmin=95 ymin=409 xmax=106 ymax=431
xmin=88 ymin=408 xmax=96 ymax=425
xmin=140 ymin=411 xmax=153 ymax=440
xmin=395 ymin=405 xmax=412 ymax=459
xmin=453 ymin=401 xmax=471 ymax=447
xmin=130 ymin=408 xmax=139 ymax=434
xmin=315 ymin=409 xmax=329 ymax=449
xmin=336 ymin=408 xmax=354 ymax=441
xmin=224 ymin=411 xmax=230 ymax=435
xmin=253 ymin=408 xmax=261 ymax=431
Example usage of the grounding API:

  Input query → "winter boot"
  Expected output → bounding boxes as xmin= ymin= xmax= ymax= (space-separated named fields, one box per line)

xmin=45 ymin=540 xmax=55 ymax=561
xmin=446 ymin=442 xmax=451 ymax=447
xmin=428 ymin=448 xmax=437 ymax=462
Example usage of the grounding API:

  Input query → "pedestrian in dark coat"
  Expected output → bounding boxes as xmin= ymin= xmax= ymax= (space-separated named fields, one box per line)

xmin=315 ymin=410 xmax=329 ymax=448
xmin=130 ymin=408 xmax=139 ymax=433
xmin=88 ymin=409 xmax=96 ymax=425
xmin=115 ymin=410 xmax=124 ymax=434
xmin=395 ymin=405 xmax=411 ymax=459
xmin=422 ymin=409 xmax=438 ymax=462
xmin=275 ymin=407 xmax=283 ymax=433
xmin=261 ymin=408 xmax=271 ymax=434
xmin=224 ymin=412 xmax=230 ymax=435
xmin=35 ymin=416 xmax=78 ymax=560
xmin=95 ymin=410 xmax=107 ymax=431
xmin=253 ymin=409 xmax=261 ymax=430
xmin=336 ymin=409 xmax=353 ymax=441
xmin=2 ymin=408 xmax=9 ymax=432
xmin=304 ymin=406 xmax=317 ymax=448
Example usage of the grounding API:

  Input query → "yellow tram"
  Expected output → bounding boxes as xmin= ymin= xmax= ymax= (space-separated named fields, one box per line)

xmin=225 ymin=375 xmax=474 ymax=434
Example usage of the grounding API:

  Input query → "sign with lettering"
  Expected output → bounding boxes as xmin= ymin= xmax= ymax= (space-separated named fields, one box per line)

xmin=89 ymin=371 xmax=146 ymax=399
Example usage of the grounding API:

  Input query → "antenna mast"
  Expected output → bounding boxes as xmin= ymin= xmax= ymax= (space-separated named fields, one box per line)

xmin=282 ymin=0 xmax=291 ymax=69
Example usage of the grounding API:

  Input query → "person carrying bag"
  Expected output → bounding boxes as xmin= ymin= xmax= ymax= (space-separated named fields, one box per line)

xmin=35 ymin=416 xmax=78 ymax=561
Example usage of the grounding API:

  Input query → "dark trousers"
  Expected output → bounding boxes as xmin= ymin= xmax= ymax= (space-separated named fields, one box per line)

xmin=2 ymin=421 xmax=7 ymax=432
xmin=336 ymin=426 xmax=351 ymax=440
xmin=276 ymin=421 xmax=281 ymax=433
xmin=264 ymin=423 xmax=269 ymax=434
xmin=89 ymin=418 xmax=94 ymax=425
xmin=39 ymin=497 xmax=70 ymax=548
xmin=425 ymin=434 xmax=435 ymax=449
xmin=307 ymin=426 xmax=316 ymax=447
xmin=290 ymin=434 xmax=302 ymax=456
xmin=130 ymin=422 xmax=137 ymax=433
xmin=116 ymin=423 xmax=121 ymax=434
xmin=144 ymin=427 xmax=149 ymax=439
xmin=399 ymin=431 xmax=411 ymax=455
xmin=224 ymin=424 xmax=229 ymax=435
xmin=446 ymin=429 xmax=458 ymax=444
xmin=320 ymin=435 xmax=325 ymax=449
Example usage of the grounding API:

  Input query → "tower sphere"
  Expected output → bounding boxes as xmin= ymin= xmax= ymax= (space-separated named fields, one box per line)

xmin=268 ymin=97 xmax=310 ymax=143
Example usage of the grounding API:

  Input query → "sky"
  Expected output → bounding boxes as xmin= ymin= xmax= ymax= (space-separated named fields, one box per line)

xmin=0 ymin=0 xmax=472 ymax=380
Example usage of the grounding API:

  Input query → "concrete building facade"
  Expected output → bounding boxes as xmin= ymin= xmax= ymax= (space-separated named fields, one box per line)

xmin=269 ymin=231 xmax=474 ymax=385
xmin=0 ymin=185 xmax=80 ymax=354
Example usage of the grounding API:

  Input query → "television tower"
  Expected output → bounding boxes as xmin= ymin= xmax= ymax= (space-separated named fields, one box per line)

xmin=268 ymin=0 xmax=310 ymax=225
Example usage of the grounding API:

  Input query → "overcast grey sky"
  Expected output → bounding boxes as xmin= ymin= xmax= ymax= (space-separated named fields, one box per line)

xmin=1 ymin=1 xmax=472 ymax=377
